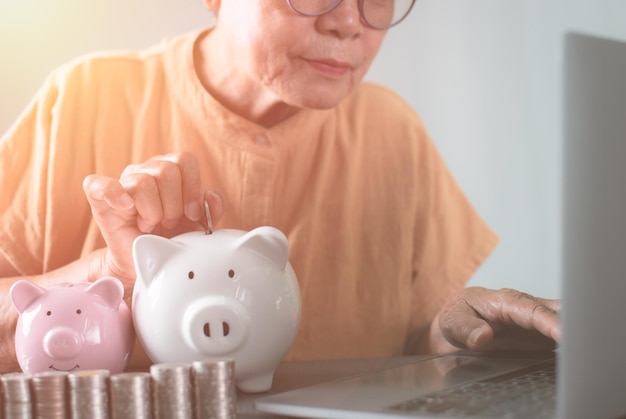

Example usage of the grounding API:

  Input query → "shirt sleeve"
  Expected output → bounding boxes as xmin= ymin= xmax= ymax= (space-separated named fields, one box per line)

xmin=0 ymin=76 xmax=57 ymax=274
xmin=406 ymin=124 xmax=499 ymax=348
xmin=0 ymin=66 xmax=95 ymax=275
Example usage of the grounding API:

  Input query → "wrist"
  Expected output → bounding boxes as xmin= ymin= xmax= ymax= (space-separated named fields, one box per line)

xmin=97 ymin=248 xmax=136 ymax=296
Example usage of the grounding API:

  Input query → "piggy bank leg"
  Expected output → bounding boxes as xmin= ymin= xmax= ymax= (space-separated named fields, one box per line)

xmin=238 ymin=371 xmax=275 ymax=393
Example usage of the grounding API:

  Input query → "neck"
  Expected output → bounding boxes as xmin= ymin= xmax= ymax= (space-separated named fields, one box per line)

xmin=194 ymin=30 xmax=300 ymax=128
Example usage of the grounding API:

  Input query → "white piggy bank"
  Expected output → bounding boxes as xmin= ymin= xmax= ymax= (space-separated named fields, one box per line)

xmin=132 ymin=227 xmax=301 ymax=393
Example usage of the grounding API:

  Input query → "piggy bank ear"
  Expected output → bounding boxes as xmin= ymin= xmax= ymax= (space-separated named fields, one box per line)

xmin=86 ymin=277 xmax=124 ymax=309
xmin=10 ymin=280 xmax=46 ymax=314
xmin=133 ymin=234 xmax=185 ymax=286
xmin=234 ymin=226 xmax=289 ymax=270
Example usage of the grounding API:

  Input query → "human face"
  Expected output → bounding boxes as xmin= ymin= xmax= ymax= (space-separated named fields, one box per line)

xmin=208 ymin=0 xmax=388 ymax=112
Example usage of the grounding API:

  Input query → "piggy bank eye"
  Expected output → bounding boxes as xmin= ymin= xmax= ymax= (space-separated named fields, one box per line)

xmin=228 ymin=269 xmax=235 ymax=279
xmin=46 ymin=310 xmax=52 ymax=316
xmin=76 ymin=309 xmax=82 ymax=315
xmin=188 ymin=271 xmax=195 ymax=280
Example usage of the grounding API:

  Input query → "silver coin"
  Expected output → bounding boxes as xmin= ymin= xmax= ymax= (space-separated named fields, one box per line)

xmin=4 ymin=402 xmax=33 ymax=419
xmin=69 ymin=369 xmax=110 ymax=419
xmin=1 ymin=372 xmax=32 ymax=402
xmin=1 ymin=372 xmax=33 ymax=419
xmin=204 ymin=200 xmax=213 ymax=235
xmin=192 ymin=358 xmax=236 ymax=419
xmin=110 ymin=372 xmax=153 ymax=419
xmin=31 ymin=371 xmax=69 ymax=419
xmin=150 ymin=363 xmax=194 ymax=419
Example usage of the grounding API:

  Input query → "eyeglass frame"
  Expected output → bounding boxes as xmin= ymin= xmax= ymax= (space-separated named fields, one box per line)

xmin=285 ymin=0 xmax=416 ymax=30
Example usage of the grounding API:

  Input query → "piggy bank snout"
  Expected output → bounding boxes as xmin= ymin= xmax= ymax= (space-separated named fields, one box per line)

xmin=43 ymin=327 xmax=82 ymax=360
xmin=183 ymin=297 xmax=249 ymax=356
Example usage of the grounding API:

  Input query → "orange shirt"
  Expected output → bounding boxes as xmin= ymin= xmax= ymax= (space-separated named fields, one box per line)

xmin=0 ymin=29 xmax=497 ymax=361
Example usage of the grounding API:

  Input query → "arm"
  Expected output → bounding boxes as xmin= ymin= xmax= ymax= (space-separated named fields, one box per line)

xmin=1 ymin=153 xmax=223 ymax=373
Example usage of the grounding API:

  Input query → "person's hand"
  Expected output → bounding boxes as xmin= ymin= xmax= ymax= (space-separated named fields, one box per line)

xmin=82 ymin=152 xmax=223 ymax=290
xmin=429 ymin=287 xmax=560 ymax=354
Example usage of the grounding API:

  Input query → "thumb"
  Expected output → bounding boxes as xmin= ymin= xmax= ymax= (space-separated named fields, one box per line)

xmin=437 ymin=292 xmax=496 ymax=351
xmin=83 ymin=174 xmax=134 ymax=212
xmin=465 ymin=321 xmax=494 ymax=350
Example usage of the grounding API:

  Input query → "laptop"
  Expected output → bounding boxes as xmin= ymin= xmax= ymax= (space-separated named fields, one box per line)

xmin=255 ymin=32 xmax=626 ymax=419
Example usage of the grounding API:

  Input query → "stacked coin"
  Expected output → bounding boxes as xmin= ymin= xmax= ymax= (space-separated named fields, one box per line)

xmin=110 ymin=372 xmax=153 ymax=419
xmin=31 ymin=371 xmax=69 ymax=419
xmin=68 ymin=369 xmax=110 ymax=419
xmin=150 ymin=363 xmax=194 ymax=419
xmin=192 ymin=358 xmax=237 ymax=419
xmin=1 ymin=372 xmax=33 ymax=419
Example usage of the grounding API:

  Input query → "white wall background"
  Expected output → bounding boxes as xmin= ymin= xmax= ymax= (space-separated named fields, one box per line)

xmin=1 ymin=0 xmax=624 ymax=299
xmin=367 ymin=0 xmax=626 ymax=299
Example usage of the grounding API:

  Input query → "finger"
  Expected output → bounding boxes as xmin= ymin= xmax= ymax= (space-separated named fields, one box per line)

xmin=160 ymin=153 xmax=204 ymax=223
xmin=533 ymin=303 xmax=560 ymax=343
xmin=543 ymin=298 xmax=560 ymax=313
xmin=437 ymin=289 xmax=496 ymax=350
xmin=121 ymin=153 xmax=204 ymax=224
xmin=120 ymin=173 xmax=163 ymax=233
xmin=542 ymin=298 xmax=561 ymax=341
xmin=459 ymin=288 xmax=560 ymax=348
xmin=83 ymin=174 xmax=134 ymax=211
xmin=491 ymin=289 xmax=560 ymax=343
xmin=146 ymin=160 xmax=185 ymax=229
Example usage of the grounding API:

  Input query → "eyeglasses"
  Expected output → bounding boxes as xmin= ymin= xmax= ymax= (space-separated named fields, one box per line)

xmin=286 ymin=0 xmax=416 ymax=30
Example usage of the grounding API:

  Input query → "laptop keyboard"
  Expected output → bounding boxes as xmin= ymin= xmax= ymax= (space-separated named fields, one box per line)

xmin=388 ymin=359 xmax=556 ymax=418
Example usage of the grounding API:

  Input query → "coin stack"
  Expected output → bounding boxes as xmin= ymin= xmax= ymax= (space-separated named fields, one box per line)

xmin=30 ymin=371 xmax=69 ymax=419
xmin=192 ymin=359 xmax=237 ymax=419
xmin=68 ymin=369 xmax=110 ymax=419
xmin=150 ymin=363 xmax=195 ymax=419
xmin=1 ymin=372 xmax=33 ymax=419
xmin=110 ymin=372 xmax=153 ymax=419
xmin=0 ymin=356 xmax=239 ymax=419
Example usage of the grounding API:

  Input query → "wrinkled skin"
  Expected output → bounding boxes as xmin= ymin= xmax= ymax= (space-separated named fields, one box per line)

xmin=429 ymin=287 xmax=559 ymax=354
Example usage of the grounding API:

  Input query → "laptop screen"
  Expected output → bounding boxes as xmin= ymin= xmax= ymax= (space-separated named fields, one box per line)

xmin=558 ymin=32 xmax=626 ymax=419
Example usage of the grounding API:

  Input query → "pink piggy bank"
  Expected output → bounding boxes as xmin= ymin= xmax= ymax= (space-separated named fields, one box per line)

xmin=132 ymin=227 xmax=301 ymax=393
xmin=10 ymin=277 xmax=134 ymax=374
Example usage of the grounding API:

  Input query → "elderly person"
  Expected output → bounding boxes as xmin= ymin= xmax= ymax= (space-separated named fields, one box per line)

xmin=0 ymin=0 xmax=558 ymax=372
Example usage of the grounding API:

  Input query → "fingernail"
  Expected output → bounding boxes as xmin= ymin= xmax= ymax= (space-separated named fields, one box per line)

xmin=187 ymin=201 xmax=202 ymax=221
xmin=118 ymin=193 xmax=134 ymax=209
xmin=468 ymin=328 xmax=485 ymax=347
